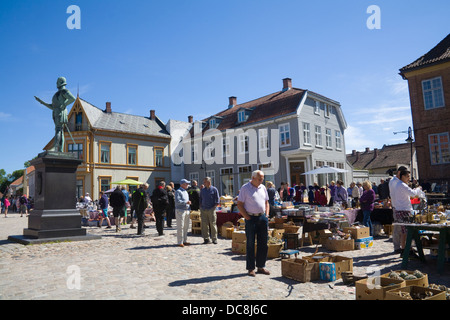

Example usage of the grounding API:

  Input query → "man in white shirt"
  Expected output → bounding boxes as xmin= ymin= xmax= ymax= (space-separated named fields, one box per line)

xmin=388 ymin=166 xmax=406 ymax=254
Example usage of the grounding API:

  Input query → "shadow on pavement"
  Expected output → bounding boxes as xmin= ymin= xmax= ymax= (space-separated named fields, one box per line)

xmin=168 ymin=273 xmax=247 ymax=287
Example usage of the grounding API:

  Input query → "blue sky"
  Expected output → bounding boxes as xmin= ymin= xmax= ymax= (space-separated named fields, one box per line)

xmin=0 ymin=0 xmax=449 ymax=175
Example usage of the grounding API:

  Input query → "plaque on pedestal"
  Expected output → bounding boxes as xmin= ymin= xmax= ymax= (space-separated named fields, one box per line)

xmin=9 ymin=151 xmax=101 ymax=244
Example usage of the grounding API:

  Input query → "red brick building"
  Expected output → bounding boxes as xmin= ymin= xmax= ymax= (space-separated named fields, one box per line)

xmin=399 ymin=33 xmax=450 ymax=192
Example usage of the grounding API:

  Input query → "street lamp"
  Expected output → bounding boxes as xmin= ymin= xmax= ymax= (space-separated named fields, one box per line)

xmin=405 ymin=126 xmax=414 ymax=181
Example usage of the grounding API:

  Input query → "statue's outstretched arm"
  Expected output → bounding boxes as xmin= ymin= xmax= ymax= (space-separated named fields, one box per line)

xmin=34 ymin=96 xmax=52 ymax=109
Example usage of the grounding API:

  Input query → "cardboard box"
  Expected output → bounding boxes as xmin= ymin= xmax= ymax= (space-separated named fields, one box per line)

xmin=381 ymin=270 xmax=429 ymax=287
xmin=267 ymin=243 xmax=283 ymax=259
xmin=355 ymin=277 xmax=405 ymax=300
xmin=281 ymin=258 xmax=319 ymax=283
xmin=343 ymin=226 xmax=370 ymax=239
xmin=221 ymin=227 xmax=234 ymax=239
xmin=302 ymin=254 xmax=353 ymax=280
xmin=231 ymin=241 xmax=246 ymax=255
xmin=323 ymin=238 xmax=355 ymax=252
xmin=385 ymin=286 xmax=446 ymax=300
xmin=319 ymin=262 xmax=337 ymax=281
xmin=232 ymin=230 xmax=246 ymax=243
xmin=355 ymin=236 xmax=374 ymax=249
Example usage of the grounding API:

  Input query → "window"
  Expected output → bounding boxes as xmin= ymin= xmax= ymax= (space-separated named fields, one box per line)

xmin=259 ymin=163 xmax=275 ymax=186
xmin=68 ymin=143 xmax=83 ymax=160
xmin=429 ymin=132 xmax=450 ymax=164
xmin=100 ymin=142 xmax=111 ymax=163
xmin=238 ymin=110 xmax=247 ymax=123
xmin=76 ymin=179 xmax=83 ymax=199
xmin=239 ymin=133 xmax=249 ymax=154
xmin=238 ymin=165 xmax=252 ymax=189
xmin=422 ymin=77 xmax=445 ymax=110
xmin=279 ymin=123 xmax=291 ymax=146
xmin=127 ymin=145 xmax=137 ymax=165
xmin=335 ymin=130 xmax=342 ymax=150
xmin=336 ymin=162 xmax=345 ymax=182
xmin=259 ymin=128 xmax=268 ymax=151
xmin=189 ymin=172 xmax=199 ymax=183
xmin=209 ymin=118 xmax=218 ymax=129
xmin=325 ymin=104 xmax=331 ymax=117
xmin=204 ymin=142 xmax=214 ymax=160
xmin=75 ymin=113 xmax=82 ymax=131
xmin=314 ymin=101 xmax=320 ymax=115
xmin=206 ymin=170 xmax=216 ymax=187
xmin=315 ymin=125 xmax=322 ymax=147
xmin=154 ymin=147 xmax=164 ymax=167
xmin=325 ymin=128 xmax=332 ymax=148
xmin=220 ymin=168 xmax=234 ymax=196
xmin=222 ymin=136 xmax=230 ymax=157
xmin=191 ymin=144 xmax=198 ymax=163
xmin=99 ymin=177 xmax=111 ymax=192
xmin=302 ymin=123 xmax=310 ymax=145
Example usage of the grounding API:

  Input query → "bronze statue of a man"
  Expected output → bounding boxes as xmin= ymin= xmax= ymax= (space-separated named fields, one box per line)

xmin=35 ymin=77 xmax=76 ymax=152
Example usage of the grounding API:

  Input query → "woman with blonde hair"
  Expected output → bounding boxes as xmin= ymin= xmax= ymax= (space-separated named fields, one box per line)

xmin=360 ymin=180 xmax=375 ymax=236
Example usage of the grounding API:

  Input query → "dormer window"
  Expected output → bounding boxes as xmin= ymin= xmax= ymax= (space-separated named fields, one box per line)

xmin=209 ymin=118 xmax=217 ymax=128
xmin=238 ymin=110 xmax=247 ymax=123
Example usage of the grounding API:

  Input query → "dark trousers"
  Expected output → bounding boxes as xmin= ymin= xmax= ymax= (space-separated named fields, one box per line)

xmin=155 ymin=210 xmax=165 ymax=235
xmin=245 ymin=215 xmax=269 ymax=271
xmin=136 ymin=210 xmax=145 ymax=235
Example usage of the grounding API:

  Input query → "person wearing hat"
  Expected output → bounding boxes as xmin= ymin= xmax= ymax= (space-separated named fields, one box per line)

xmin=175 ymin=179 xmax=191 ymax=247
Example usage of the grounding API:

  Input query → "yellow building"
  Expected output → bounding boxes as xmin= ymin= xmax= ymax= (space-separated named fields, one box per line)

xmin=44 ymin=97 xmax=171 ymax=200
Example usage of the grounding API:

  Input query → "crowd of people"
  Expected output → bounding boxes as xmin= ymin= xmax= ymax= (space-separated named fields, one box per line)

xmin=264 ymin=167 xmax=425 ymax=258
xmin=0 ymin=194 xmax=33 ymax=218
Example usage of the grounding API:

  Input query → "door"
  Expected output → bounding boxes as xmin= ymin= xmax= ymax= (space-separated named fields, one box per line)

xmin=290 ymin=162 xmax=306 ymax=186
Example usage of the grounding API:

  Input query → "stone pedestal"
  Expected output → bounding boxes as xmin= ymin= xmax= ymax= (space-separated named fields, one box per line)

xmin=9 ymin=151 xmax=101 ymax=244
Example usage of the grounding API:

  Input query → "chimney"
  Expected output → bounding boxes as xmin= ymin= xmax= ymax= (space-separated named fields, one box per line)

xmin=188 ymin=115 xmax=193 ymax=123
xmin=356 ymin=151 xmax=360 ymax=161
xmin=150 ymin=109 xmax=155 ymax=120
xmin=106 ymin=102 xmax=112 ymax=113
xmin=365 ymin=147 xmax=370 ymax=153
xmin=228 ymin=96 xmax=237 ymax=109
xmin=352 ymin=150 xmax=356 ymax=156
xmin=373 ymin=148 xmax=379 ymax=159
xmin=282 ymin=78 xmax=292 ymax=91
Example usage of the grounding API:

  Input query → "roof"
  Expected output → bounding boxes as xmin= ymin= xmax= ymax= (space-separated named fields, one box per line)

xmin=191 ymin=87 xmax=307 ymax=134
xmin=400 ymin=33 xmax=450 ymax=76
xmin=10 ymin=166 xmax=35 ymax=186
xmin=346 ymin=143 xmax=415 ymax=171
xmin=77 ymin=98 xmax=170 ymax=138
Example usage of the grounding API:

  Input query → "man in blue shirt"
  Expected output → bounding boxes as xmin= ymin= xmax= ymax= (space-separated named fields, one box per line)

xmin=199 ymin=177 xmax=220 ymax=244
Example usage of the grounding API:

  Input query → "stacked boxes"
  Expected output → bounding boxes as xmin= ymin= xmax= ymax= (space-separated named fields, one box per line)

xmin=190 ymin=210 xmax=201 ymax=235
xmin=282 ymin=253 xmax=353 ymax=283
xmin=343 ymin=226 xmax=373 ymax=250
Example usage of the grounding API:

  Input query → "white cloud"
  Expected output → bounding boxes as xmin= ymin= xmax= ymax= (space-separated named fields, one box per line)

xmin=0 ymin=112 xmax=12 ymax=121
xmin=344 ymin=125 xmax=377 ymax=152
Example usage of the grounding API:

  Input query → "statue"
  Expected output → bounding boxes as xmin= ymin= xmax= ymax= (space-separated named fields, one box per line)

xmin=35 ymin=77 xmax=76 ymax=152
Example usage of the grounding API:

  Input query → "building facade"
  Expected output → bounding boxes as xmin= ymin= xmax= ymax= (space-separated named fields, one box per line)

xmin=399 ymin=33 xmax=450 ymax=191
xmin=44 ymin=97 xmax=171 ymax=200
xmin=181 ymin=78 xmax=348 ymax=196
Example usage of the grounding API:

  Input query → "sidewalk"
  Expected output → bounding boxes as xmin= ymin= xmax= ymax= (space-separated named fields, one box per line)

xmin=0 ymin=212 xmax=448 ymax=300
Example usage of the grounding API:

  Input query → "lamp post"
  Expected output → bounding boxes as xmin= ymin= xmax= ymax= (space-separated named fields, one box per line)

xmin=405 ymin=126 xmax=414 ymax=182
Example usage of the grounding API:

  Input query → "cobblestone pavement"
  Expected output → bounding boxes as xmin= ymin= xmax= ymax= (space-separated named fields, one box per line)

xmin=0 ymin=213 xmax=449 ymax=301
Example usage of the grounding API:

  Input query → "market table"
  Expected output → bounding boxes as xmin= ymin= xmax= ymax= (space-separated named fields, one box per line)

xmin=395 ymin=223 xmax=450 ymax=274
xmin=216 ymin=211 xmax=242 ymax=229
xmin=355 ymin=208 xmax=394 ymax=225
